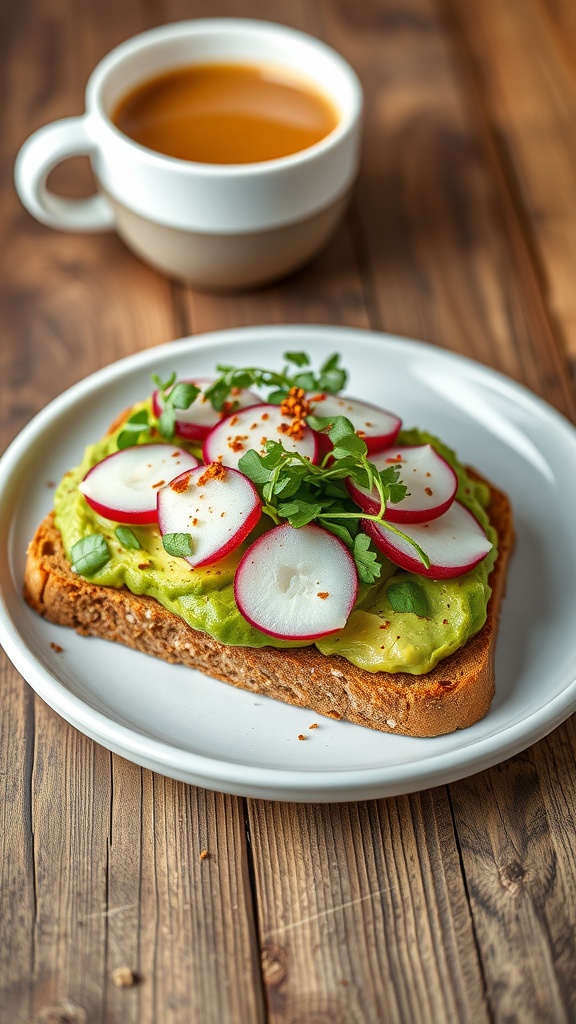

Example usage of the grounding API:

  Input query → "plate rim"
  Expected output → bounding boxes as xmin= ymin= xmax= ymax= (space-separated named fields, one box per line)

xmin=1 ymin=323 xmax=575 ymax=801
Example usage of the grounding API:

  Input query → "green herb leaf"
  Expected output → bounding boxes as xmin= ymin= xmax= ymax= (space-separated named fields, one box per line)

xmin=238 ymin=449 xmax=273 ymax=485
xmin=267 ymin=389 xmax=289 ymax=405
xmin=70 ymin=534 xmax=110 ymax=576
xmin=353 ymin=534 xmax=382 ymax=584
xmin=284 ymin=351 xmax=310 ymax=367
xmin=331 ymin=432 xmax=368 ymax=459
xmin=157 ymin=405 xmax=176 ymax=441
xmin=202 ymin=379 xmax=231 ymax=412
xmin=152 ymin=371 xmax=176 ymax=391
xmin=318 ymin=353 xmax=346 ymax=393
xmin=291 ymin=371 xmax=317 ymax=391
xmin=162 ymin=533 xmax=194 ymax=558
xmin=117 ymin=409 xmax=151 ymax=449
xmin=169 ymin=382 xmax=200 ymax=410
xmin=387 ymin=580 xmax=428 ymax=617
xmin=115 ymin=526 xmax=141 ymax=550
xmin=278 ymin=500 xmax=324 ymax=528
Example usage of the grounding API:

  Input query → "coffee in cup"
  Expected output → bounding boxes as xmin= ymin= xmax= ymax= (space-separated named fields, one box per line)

xmin=14 ymin=19 xmax=363 ymax=290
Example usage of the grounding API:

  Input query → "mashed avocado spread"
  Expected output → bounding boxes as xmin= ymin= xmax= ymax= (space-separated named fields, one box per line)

xmin=54 ymin=406 xmax=497 ymax=675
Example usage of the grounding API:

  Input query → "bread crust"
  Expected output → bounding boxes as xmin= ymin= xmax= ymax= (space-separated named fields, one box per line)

xmin=23 ymin=477 xmax=513 ymax=737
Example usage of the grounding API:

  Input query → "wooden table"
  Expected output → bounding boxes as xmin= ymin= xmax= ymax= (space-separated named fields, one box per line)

xmin=2 ymin=1 xmax=576 ymax=1021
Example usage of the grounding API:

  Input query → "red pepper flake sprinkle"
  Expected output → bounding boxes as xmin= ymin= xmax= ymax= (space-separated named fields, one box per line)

xmin=229 ymin=439 xmax=245 ymax=452
xmin=152 ymin=479 xmax=165 ymax=488
xmin=199 ymin=849 xmax=209 ymax=862
xmin=171 ymin=451 xmax=180 ymax=458
xmin=138 ymin=563 xmax=152 ymax=570
xmin=279 ymin=387 xmax=312 ymax=441
xmin=50 ymin=642 xmax=63 ymax=653
xmin=379 ymin=621 xmax=391 ymax=629
xmin=170 ymin=473 xmax=191 ymax=494
xmin=317 ymin=591 xmax=329 ymax=599
xmin=297 ymin=734 xmax=307 ymax=741
xmin=197 ymin=462 xmax=226 ymax=486
xmin=443 ymin=618 xmax=448 ymax=625
xmin=228 ymin=415 xmax=239 ymax=427
xmin=192 ymin=518 xmax=198 ymax=526
xmin=261 ymin=412 xmax=270 ymax=421
xmin=424 ymin=486 xmax=433 ymax=496
xmin=309 ymin=723 xmax=319 ymax=730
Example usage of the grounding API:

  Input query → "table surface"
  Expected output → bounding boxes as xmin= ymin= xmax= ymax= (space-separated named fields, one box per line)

xmin=2 ymin=1 xmax=576 ymax=1021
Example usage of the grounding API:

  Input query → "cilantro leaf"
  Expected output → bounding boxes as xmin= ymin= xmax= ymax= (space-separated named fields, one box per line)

xmin=238 ymin=449 xmax=272 ymax=485
xmin=284 ymin=352 xmax=310 ymax=367
xmin=117 ymin=409 xmax=151 ymax=449
xmin=157 ymin=404 xmax=176 ymax=441
xmin=387 ymin=580 xmax=428 ymax=617
xmin=169 ymin=382 xmax=200 ymax=410
xmin=353 ymin=533 xmax=382 ymax=584
xmin=115 ymin=526 xmax=141 ymax=550
xmin=70 ymin=534 xmax=109 ymax=576
xmin=278 ymin=500 xmax=324 ymax=528
xmin=162 ymin=533 xmax=194 ymax=558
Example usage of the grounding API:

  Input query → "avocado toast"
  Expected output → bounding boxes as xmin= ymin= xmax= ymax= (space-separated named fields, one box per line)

xmin=23 ymin=352 xmax=514 ymax=736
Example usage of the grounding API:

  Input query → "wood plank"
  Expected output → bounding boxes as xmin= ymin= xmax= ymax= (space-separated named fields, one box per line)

xmin=317 ymin=0 xmax=575 ymax=418
xmin=106 ymin=771 xmax=264 ymax=1024
xmin=449 ymin=718 xmax=576 ymax=1023
xmin=248 ymin=793 xmax=489 ymax=1024
xmin=0 ymin=664 xmax=35 ymax=1024
xmin=0 ymin=0 xmax=266 ymax=1018
xmin=446 ymin=0 xmax=576 ymax=378
xmin=0 ymin=0 xmax=177 ymax=448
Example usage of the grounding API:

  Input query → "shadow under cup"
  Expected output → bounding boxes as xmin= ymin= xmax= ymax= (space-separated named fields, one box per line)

xmin=15 ymin=20 xmax=363 ymax=290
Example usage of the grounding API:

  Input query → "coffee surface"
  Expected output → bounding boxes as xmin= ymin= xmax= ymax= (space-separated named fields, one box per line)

xmin=112 ymin=62 xmax=339 ymax=164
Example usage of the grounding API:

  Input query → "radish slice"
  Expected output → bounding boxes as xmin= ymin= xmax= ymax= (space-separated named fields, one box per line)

xmin=348 ymin=444 xmax=458 ymax=523
xmin=362 ymin=501 xmax=492 ymax=579
xmin=152 ymin=377 xmax=259 ymax=441
xmin=79 ymin=444 xmax=199 ymax=524
xmin=234 ymin=523 xmax=358 ymax=640
xmin=203 ymin=403 xmax=319 ymax=469
xmin=157 ymin=463 xmax=261 ymax=568
xmin=307 ymin=393 xmax=401 ymax=453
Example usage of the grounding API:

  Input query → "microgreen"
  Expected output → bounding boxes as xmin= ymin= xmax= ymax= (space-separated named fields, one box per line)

xmin=239 ymin=416 xmax=431 ymax=583
xmin=162 ymin=532 xmax=194 ymax=558
xmin=387 ymin=580 xmax=428 ymax=617
xmin=117 ymin=409 xmax=152 ymax=450
xmin=152 ymin=374 xmax=200 ymax=442
xmin=115 ymin=526 xmax=141 ymax=550
xmin=70 ymin=534 xmax=110 ymax=576
xmin=203 ymin=351 xmax=347 ymax=411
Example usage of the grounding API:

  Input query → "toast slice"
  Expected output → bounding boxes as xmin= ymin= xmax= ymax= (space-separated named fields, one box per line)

xmin=24 ymin=477 xmax=513 ymax=737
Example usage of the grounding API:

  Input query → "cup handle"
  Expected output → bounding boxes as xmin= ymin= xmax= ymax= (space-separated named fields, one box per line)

xmin=14 ymin=116 xmax=116 ymax=232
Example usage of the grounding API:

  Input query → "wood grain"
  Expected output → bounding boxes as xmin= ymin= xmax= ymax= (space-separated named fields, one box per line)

xmin=447 ymin=0 xmax=576 ymax=380
xmin=2 ymin=0 xmax=576 ymax=1019
xmin=249 ymin=794 xmax=489 ymax=1024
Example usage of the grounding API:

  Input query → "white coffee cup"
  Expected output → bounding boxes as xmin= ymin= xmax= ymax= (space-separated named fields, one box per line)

xmin=14 ymin=19 xmax=363 ymax=290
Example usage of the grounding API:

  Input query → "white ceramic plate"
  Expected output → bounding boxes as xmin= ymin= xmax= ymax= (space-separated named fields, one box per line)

xmin=1 ymin=325 xmax=575 ymax=801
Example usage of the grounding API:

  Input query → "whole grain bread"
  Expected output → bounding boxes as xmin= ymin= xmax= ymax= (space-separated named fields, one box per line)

xmin=23 ymin=475 xmax=513 ymax=737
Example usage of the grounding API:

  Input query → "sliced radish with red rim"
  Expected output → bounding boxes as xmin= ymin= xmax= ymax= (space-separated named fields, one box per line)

xmin=79 ymin=444 xmax=199 ymax=524
xmin=157 ymin=464 xmax=261 ymax=568
xmin=362 ymin=501 xmax=492 ymax=579
xmin=203 ymin=403 xmax=319 ymax=469
xmin=348 ymin=444 xmax=458 ymax=523
xmin=234 ymin=523 xmax=358 ymax=640
xmin=152 ymin=377 xmax=259 ymax=441
xmin=307 ymin=393 xmax=401 ymax=453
